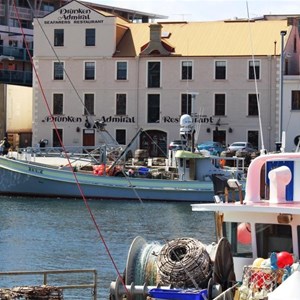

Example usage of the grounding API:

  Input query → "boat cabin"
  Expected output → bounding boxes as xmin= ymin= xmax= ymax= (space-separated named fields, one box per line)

xmin=192 ymin=153 xmax=300 ymax=281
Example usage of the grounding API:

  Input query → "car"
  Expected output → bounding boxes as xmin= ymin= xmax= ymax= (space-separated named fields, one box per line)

xmin=228 ymin=142 xmax=256 ymax=153
xmin=196 ymin=141 xmax=225 ymax=156
xmin=168 ymin=140 xmax=188 ymax=151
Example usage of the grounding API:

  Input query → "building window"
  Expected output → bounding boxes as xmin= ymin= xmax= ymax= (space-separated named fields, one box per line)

xmin=53 ymin=94 xmax=63 ymax=115
xmin=84 ymin=94 xmax=94 ymax=115
xmin=248 ymin=94 xmax=259 ymax=116
xmin=214 ymin=94 xmax=225 ymax=115
xmin=249 ymin=60 xmax=260 ymax=80
xmin=9 ymin=40 xmax=18 ymax=47
xmin=116 ymin=94 xmax=126 ymax=115
xmin=85 ymin=28 xmax=95 ymax=46
xmin=147 ymin=61 xmax=160 ymax=88
xmin=42 ymin=3 xmax=55 ymax=13
xmin=215 ymin=61 xmax=226 ymax=80
xmin=116 ymin=61 xmax=127 ymax=80
xmin=147 ymin=94 xmax=160 ymax=123
xmin=223 ymin=222 xmax=253 ymax=257
xmin=53 ymin=62 xmax=64 ymax=80
xmin=248 ymin=130 xmax=259 ymax=149
xmin=292 ymin=90 xmax=300 ymax=110
xmin=181 ymin=94 xmax=192 ymax=115
xmin=116 ymin=129 xmax=126 ymax=145
xmin=181 ymin=61 xmax=193 ymax=80
xmin=52 ymin=128 xmax=63 ymax=147
xmin=54 ymin=29 xmax=64 ymax=46
xmin=85 ymin=62 xmax=95 ymax=80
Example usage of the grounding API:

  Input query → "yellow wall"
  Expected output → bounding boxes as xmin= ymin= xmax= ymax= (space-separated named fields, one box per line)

xmin=7 ymin=84 xmax=32 ymax=132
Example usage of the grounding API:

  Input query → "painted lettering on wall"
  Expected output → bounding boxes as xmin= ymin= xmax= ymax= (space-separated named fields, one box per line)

xmin=43 ymin=116 xmax=83 ymax=122
xmin=42 ymin=115 xmax=214 ymax=124
xmin=99 ymin=116 xmax=135 ymax=123
xmin=44 ymin=7 xmax=104 ymax=25
xmin=42 ymin=116 xmax=136 ymax=123
xmin=162 ymin=115 xmax=214 ymax=123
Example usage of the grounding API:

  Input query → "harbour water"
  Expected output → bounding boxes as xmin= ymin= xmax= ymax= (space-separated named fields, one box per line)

xmin=0 ymin=196 xmax=215 ymax=299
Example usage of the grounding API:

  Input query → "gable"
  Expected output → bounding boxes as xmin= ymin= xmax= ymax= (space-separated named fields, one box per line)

xmin=40 ymin=0 xmax=114 ymax=25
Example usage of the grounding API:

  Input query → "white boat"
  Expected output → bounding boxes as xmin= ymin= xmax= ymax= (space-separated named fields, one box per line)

xmin=109 ymin=151 xmax=300 ymax=299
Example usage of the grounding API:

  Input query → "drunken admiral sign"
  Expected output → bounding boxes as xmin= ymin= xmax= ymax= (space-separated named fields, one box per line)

xmin=42 ymin=114 xmax=214 ymax=124
xmin=44 ymin=7 xmax=104 ymax=25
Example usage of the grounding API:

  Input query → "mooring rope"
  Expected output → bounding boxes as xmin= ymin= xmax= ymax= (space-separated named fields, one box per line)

xmin=12 ymin=1 xmax=130 ymax=297
xmin=12 ymin=2 xmax=211 ymax=298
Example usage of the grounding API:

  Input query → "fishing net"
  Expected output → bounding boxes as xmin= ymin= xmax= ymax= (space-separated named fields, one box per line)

xmin=0 ymin=286 xmax=63 ymax=299
xmin=238 ymin=266 xmax=284 ymax=300
xmin=156 ymin=237 xmax=212 ymax=288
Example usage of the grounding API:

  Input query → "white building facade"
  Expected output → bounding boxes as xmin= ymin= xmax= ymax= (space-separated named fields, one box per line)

xmin=32 ymin=0 xmax=300 ymax=156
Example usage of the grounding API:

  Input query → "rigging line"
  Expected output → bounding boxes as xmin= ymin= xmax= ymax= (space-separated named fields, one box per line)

xmin=31 ymin=2 xmax=190 ymax=266
xmin=13 ymin=1 xmax=130 ymax=297
xmin=246 ymin=1 xmax=266 ymax=154
xmin=27 ymin=2 xmax=93 ymax=119
xmin=194 ymin=106 xmax=204 ymax=144
xmin=24 ymin=3 xmax=206 ymax=291
xmin=142 ymin=130 xmax=168 ymax=158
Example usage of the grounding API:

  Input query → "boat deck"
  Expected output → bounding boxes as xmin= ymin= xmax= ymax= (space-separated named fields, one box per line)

xmin=192 ymin=200 xmax=300 ymax=214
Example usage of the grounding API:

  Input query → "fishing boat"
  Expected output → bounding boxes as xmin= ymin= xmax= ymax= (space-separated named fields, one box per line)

xmin=0 ymin=115 xmax=245 ymax=202
xmin=109 ymin=151 xmax=300 ymax=299
xmin=0 ymin=144 xmax=244 ymax=202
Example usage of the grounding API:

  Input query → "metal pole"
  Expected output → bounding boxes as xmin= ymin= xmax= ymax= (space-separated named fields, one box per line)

xmin=279 ymin=30 xmax=287 ymax=143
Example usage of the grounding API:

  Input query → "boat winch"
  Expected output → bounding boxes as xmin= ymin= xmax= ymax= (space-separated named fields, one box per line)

xmin=109 ymin=236 xmax=229 ymax=300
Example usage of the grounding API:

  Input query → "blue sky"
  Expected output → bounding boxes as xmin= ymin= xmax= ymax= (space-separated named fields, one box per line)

xmin=85 ymin=0 xmax=299 ymax=21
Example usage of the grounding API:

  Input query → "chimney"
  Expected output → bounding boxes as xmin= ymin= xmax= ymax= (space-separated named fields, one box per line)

xmin=150 ymin=24 xmax=163 ymax=43
xmin=140 ymin=23 xmax=170 ymax=55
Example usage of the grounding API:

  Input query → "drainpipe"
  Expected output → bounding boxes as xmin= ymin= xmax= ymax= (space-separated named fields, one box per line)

xmin=136 ymin=56 xmax=140 ymax=134
xmin=279 ymin=30 xmax=287 ymax=145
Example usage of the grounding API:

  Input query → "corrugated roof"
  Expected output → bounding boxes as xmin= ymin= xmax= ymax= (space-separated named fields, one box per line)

xmin=115 ymin=19 xmax=291 ymax=57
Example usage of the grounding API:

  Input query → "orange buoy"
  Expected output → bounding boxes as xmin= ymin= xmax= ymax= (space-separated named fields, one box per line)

xmin=219 ymin=159 xmax=226 ymax=168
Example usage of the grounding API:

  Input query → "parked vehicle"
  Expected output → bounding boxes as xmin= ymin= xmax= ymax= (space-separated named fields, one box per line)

xmin=228 ymin=142 xmax=256 ymax=154
xmin=196 ymin=141 xmax=225 ymax=156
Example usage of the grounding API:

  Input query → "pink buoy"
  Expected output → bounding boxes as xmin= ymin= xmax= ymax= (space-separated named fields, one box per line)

xmin=237 ymin=222 xmax=251 ymax=245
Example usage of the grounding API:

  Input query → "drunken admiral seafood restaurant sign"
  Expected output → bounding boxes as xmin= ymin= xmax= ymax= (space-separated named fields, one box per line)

xmin=44 ymin=7 xmax=104 ymax=25
xmin=42 ymin=115 xmax=214 ymax=124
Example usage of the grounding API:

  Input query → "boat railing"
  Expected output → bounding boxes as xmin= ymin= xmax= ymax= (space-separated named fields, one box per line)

xmin=211 ymin=155 xmax=246 ymax=180
xmin=13 ymin=144 xmax=125 ymax=165
xmin=213 ymin=282 xmax=239 ymax=300
xmin=0 ymin=269 xmax=97 ymax=299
